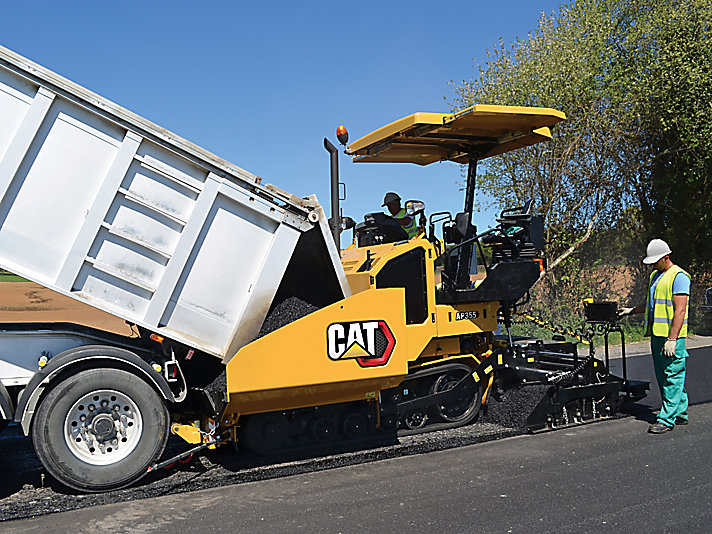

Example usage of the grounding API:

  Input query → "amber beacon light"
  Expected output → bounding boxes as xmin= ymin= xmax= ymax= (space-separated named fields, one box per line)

xmin=336 ymin=125 xmax=349 ymax=146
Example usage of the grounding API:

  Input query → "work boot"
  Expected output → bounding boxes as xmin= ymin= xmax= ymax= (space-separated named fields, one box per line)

xmin=648 ymin=422 xmax=673 ymax=434
xmin=675 ymin=418 xmax=688 ymax=426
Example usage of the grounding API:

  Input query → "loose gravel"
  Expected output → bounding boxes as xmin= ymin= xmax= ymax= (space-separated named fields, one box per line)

xmin=256 ymin=297 xmax=319 ymax=339
xmin=480 ymin=385 xmax=552 ymax=428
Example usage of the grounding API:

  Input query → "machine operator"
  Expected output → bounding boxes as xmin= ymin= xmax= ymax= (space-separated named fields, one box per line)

xmin=382 ymin=192 xmax=418 ymax=239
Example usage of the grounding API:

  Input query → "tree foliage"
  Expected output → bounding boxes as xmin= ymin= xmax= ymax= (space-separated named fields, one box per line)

xmin=453 ymin=0 xmax=712 ymax=322
xmin=613 ymin=0 xmax=712 ymax=270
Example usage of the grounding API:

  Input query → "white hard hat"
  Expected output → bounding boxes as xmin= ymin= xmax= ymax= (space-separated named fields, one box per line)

xmin=643 ymin=239 xmax=672 ymax=264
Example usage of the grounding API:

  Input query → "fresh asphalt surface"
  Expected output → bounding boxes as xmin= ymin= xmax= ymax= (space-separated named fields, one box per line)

xmin=2 ymin=340 xmax=711 ymax=533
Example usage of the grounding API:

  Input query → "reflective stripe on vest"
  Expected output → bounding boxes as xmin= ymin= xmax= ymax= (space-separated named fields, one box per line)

xmin=395 ymin=208 xmax=418 ymax=239
xmin=644 ymin=264 xmax=690 ymax=338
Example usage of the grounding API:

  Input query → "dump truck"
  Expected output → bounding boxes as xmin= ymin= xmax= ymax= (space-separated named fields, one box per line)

xmin=0 ymin=45 xmax=350 ymax=490
xmin=0 ymin=45 xmax=646 ymax=493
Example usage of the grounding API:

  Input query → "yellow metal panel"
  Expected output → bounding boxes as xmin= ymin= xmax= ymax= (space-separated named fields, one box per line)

xmin=444 ymin=104 xmax=565 ymax=131
xmin=224 ymin=288 xmax=409 ymax=415
xmin=342 ymin=240 xmax=444 ymax=364
xmin=225 ymin=378 xmax=401 ymax=415
xmin=344 ymin=272 xmax=372 ymax=295
xmin=170 ymin=423 xmax=203 ymax=444
xmin=347 ymin=104 xmax=565 ymax=165
xmin=418 ymin=336 xmax=462 ymax=358
xmin=403 ymin=320 xmax=437 ymax=366
xmin=435 ymin=302 xmax=499 ymax=337
xmin=341 ymin=242 xmax=399 ymax=294
xmin=347 ymin=112 xmax=447 ymax=153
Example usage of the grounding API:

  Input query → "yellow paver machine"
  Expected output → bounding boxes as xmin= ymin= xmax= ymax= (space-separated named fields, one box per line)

xmin=216 ymin=105 xmax=647 ymax=452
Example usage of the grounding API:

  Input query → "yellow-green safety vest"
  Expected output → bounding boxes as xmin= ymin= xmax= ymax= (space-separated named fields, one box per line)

xmin=644 ymin=264 xmax=690 ymax=338
xmin=395 ymin=208 xmax=418 ymax=239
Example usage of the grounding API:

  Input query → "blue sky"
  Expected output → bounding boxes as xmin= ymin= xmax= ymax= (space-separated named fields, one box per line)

xmin=1 ymin=0 xmax=561 ymax=246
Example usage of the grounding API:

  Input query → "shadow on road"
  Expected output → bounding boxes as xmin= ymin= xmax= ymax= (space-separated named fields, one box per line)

xmin=611 ymin=344 xmax=712 ymax=426
xmin=0 ymin=430 xmax=217 ymax=500
xmin=618 ymin=403 xmax=657 ymax=424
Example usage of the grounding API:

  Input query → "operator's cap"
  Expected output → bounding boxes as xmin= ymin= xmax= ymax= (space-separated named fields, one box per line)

xmin=643 ymin=238 xmax=672 ymax=264
xmin=382 ymin=192 xmax=401 ymax=206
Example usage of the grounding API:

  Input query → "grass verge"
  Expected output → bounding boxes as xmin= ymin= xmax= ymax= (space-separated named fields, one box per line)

xmin=0 ymin=273 xmax=27 ymax=282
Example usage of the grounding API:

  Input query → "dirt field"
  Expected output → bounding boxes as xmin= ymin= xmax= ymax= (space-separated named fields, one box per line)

xmin=0 ymin=282 xmax=131 ymax=335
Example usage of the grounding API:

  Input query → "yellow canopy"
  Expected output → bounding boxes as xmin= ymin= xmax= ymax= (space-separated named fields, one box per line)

xmin=347 ymin=104 xmax=566 ymax=165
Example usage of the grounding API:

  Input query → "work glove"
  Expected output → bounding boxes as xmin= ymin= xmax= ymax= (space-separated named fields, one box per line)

xmin=663 ymin=339 xmax=677 ymax=358
xmin=618 ymin=307 xmax=635 ymax=318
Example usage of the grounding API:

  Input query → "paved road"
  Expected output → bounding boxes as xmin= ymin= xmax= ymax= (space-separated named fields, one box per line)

xmin=4 ymin=345 xmax=711 ymax=533
xmin=6 ymin=401 xmax=712 ymax=533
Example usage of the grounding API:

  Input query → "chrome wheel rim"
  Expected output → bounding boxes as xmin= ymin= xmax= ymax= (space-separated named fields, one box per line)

xmin=64 ymin=389 xmax=142 ymax=465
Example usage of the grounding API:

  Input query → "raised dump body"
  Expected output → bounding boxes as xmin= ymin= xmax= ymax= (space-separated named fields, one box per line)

xmin=0 ymin=45 xmax=349 ymax=367
xmin=0 ymin=46 xmax=354 ymax=493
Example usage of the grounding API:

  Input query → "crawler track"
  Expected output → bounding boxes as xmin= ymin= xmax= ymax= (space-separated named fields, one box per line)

xmin=236 ymin=361 xmax=486 ymax=456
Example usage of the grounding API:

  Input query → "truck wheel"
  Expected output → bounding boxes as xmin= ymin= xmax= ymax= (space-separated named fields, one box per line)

xmin=32 ymin=367 xmax=169 ymax=492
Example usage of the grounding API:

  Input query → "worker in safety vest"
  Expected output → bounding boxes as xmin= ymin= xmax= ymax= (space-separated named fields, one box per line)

xmin=382 ymin=192 xmax=418 ymax=239
xmin=619 ymin=239 xmax=691 ymax=433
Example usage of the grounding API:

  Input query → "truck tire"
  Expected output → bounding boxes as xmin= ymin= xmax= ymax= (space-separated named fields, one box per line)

xmin=32 ymin=367 xmax=169 ymax=492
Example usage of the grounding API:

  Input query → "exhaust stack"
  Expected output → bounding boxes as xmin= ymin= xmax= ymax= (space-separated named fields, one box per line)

xmin=323 ymin=137 xmax=341 ymax=250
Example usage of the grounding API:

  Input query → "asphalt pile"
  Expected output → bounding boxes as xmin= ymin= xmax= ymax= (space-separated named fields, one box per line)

xmin=204 ymin=370 xmax=227 ymax=410
xmin=480 ymin=385 xmax=551 ymax=429
xmin=202 ymin=297 xmax=320 ymax=406
xmin=256 ymin=297 xmax=319 ymax=339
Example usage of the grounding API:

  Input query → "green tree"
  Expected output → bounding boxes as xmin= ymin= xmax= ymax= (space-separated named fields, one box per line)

xmin=612 ymin=0 xmax=712 ymax=270
xmin=454 ymin=1 xmax=635 ymax=273
xmin=454 ymin=0 xmax=712 ymax=322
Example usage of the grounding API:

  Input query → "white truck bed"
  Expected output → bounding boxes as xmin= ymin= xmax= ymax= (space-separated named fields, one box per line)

xmin=0 ymin=45 xmax=349 ymax=362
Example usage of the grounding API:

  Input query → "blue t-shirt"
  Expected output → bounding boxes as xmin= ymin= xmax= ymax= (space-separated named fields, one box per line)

xmin=648 ymin=269 xmax=691 ymax=326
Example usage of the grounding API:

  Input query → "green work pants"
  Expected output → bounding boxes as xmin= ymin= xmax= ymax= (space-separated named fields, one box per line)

xmin=650 ymin=336 xmax=689 ymax=428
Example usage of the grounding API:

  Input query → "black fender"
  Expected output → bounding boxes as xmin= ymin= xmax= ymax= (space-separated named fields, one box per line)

xmin=0 ymin=381 xmax=13 ymax=423
xmin=14 ymin=345 xmax=175 ymax=435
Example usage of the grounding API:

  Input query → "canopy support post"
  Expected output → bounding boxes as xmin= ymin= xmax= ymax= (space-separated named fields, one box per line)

xmin=454 ymin=153 xmax=478 ymax=289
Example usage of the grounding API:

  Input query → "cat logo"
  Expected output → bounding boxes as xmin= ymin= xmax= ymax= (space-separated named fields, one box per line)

xmin=327 ymin=320 xmax=396 ymax=368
